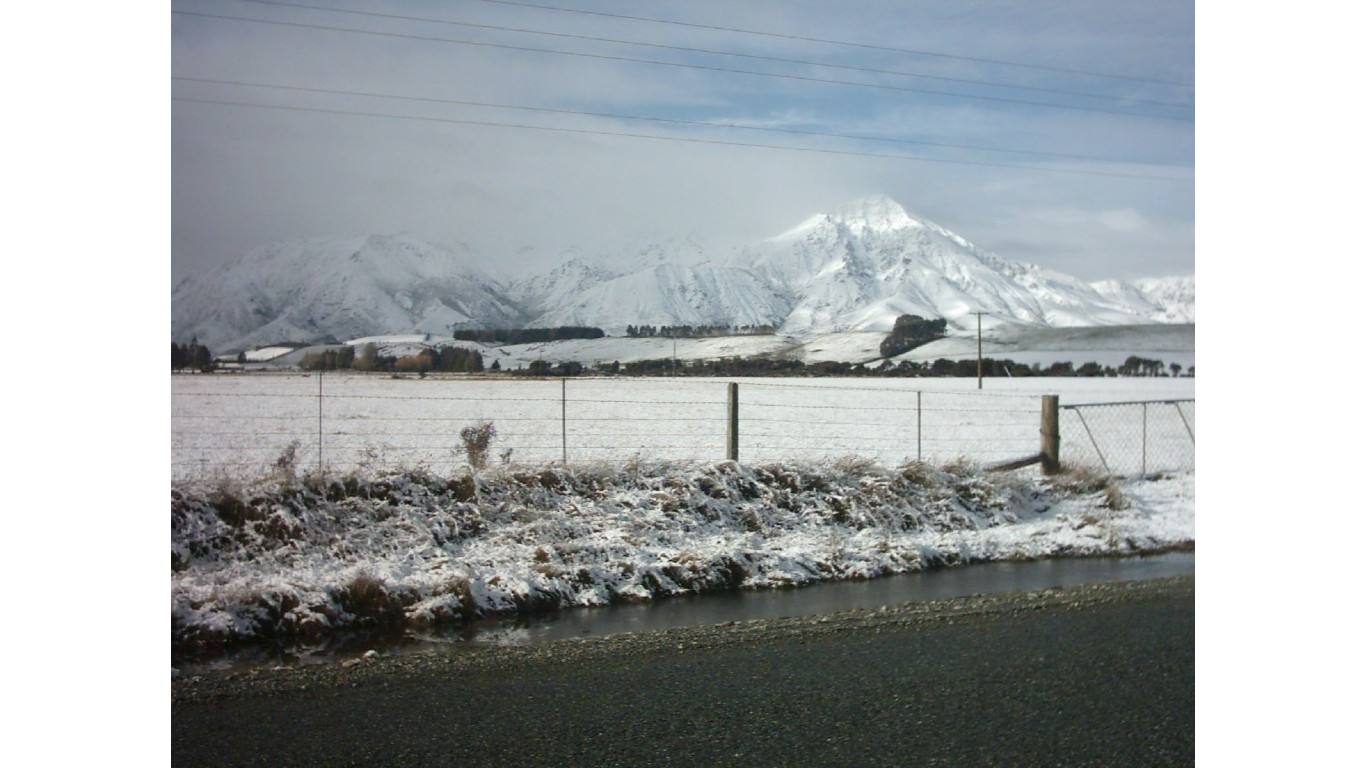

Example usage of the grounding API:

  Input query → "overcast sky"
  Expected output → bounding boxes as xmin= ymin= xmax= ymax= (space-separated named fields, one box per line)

xmin=171 ymin=0 xmax=1193 ymax=283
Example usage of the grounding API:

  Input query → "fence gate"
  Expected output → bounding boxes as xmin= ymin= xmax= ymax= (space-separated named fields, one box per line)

xmin=1060 ymin=399 xmax=1195 ymax=477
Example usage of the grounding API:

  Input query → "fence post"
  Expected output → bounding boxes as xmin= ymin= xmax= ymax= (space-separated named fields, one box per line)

xmin=726 ymin=382 xmax=739 ymax=462
xmin=1141 ymin=401 xmax=1148 ymax=477
xmin=561 ymin=378 xmax=568 ymax=464
xmin=1041 ymin=394 xmax=1060 ymax=474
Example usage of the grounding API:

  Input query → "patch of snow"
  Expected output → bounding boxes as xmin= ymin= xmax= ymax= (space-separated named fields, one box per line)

xmin=171 ymin=460 xmax=1193 ymax=645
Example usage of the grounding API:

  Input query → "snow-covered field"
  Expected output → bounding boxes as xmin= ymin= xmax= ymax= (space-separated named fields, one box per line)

xmin=172 ymin=375 xmax=1194 ymax=480
xmin=391 ymin=323 xmax=1195 ymax=370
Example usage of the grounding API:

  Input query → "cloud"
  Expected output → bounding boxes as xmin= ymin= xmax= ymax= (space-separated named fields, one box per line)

xmin=171 ymin=0 xmax=1193 ymax=284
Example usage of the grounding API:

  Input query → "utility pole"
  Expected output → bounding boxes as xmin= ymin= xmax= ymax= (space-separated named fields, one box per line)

xmin=970 ymin=312 xmax=987 ymax=389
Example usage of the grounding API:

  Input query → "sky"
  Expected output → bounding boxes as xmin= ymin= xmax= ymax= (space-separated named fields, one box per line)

xmin=171 ymin=0 xmax=1194 ymax=283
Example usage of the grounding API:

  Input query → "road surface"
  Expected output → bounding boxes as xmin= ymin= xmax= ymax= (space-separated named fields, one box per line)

xmin=172 ymin=576 xmax=1194 ymax=767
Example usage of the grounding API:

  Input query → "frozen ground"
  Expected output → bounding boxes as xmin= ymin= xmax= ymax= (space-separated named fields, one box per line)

xmin=236 ymin=323 xmax=1194 ymax=371
xmin=173 ymin=375 xmax=1194 ymax=479
xmin=171 ymin=459 xmax=1193 ymax=648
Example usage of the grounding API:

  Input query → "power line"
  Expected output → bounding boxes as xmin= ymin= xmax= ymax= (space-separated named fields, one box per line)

xmin=173 ymin=96 xmax=1193 ymax=182
xmin=175 ymin=75 xmax=1191 ymax=169
xmin=469 ymin=0 xmax=1195 ymax=89
xmin=226 ymin=0 xmax=1193 ymax=111
xmin=172 ymin=10 xmax=1193 ymax=122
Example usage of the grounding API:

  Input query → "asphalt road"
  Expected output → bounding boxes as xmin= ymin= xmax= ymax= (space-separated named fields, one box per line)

xmin=172 ymin=576 xmax=1194 ymax=767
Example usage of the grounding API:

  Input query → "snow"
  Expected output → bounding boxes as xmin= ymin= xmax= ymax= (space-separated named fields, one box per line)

xmin=172 ymin=375 xmax=1194 ymax=481
xmin=173 ymin=196 xmax=1193 ymax=353
xmin=242 ymin=346 xmax=295 ymax=362
xmin=315 ymin=321 xmax=1192 ymax=374
xmin=171 ymin=458 xmax=1193 ymax=646
xmin=172 ymin=374 xmax=1194 ymax=646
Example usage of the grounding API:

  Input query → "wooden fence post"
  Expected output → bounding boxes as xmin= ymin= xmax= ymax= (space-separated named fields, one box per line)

xmin=1041 ymin=394 xmax=1060 ymax=474
xmin=726 ymin=382 xmax=739 ymax=462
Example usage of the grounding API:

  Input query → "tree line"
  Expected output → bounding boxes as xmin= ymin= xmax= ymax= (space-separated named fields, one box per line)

xmin=303 ymin=343 xmax=484 ymax=373
xmin=626 ymin=324 xmax=776 ymax=338
xmin=499 ymin=355 xmax=1192 ymax=379
xmin=171 ymin=339 xmax=214 ymax=372
xmin=453 ymin=327 xmax=604 ymax=344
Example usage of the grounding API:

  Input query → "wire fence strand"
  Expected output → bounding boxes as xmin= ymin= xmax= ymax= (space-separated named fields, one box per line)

xmin=171 ymin=375 xmax=1190 ymax=481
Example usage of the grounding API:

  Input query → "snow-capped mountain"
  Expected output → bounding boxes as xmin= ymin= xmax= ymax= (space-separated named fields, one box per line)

xmin=173 ymin=196 xmax=1193 ymax=352
xmin=1089 ymin=276 xmax=1196 ymax=324
xmin=724 ymin=196 xmax=1164 ymax=335
xmin=172 ymin=235 xmax=528 ymax=352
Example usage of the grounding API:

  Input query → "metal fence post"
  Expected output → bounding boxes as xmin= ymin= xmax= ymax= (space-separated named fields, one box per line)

xmin=1041 ymin=394 xmax=1060 ymax=474
xmin=916 ymin=391 xmax=922 ymax=463
xmin=561 ymin=378 xmax=568 ymax=464
xmin=726 ymin=382 xmax=739 ymax=462
xmin=1141 ymin=401 xmax=1148 ymax=477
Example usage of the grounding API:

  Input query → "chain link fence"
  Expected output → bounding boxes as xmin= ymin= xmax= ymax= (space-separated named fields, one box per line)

xmin=1060 ymin=400 xmax=1194 ymax=477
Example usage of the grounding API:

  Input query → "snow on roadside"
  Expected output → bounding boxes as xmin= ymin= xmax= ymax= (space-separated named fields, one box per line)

xmin=171 ymin=461 xmax=1193 ymax=647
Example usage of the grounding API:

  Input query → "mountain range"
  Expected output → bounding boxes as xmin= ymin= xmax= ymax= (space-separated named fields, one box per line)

xmin=172 ymin=195 xmax=1193 ymax=354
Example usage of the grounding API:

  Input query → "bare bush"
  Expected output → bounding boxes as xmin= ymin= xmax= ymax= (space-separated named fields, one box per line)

xmin=273 ymin=440 xmax=302 ymax=483
xmin=460 ymin=421 xmax=498 ymax=469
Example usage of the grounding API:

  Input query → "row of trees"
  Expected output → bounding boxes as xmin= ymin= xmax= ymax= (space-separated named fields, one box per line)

xmin=453 ymin=327 xmax=604 ymax=344
xmin=302 ymin=343 xmax=484 ymax=373
xmin=499 ymin=355 xmax=1192 ymax=379
xmin=625 ymin=323 xmax=776 ymax=338
xmin=1120 ymin=356 xmax=1187 ymax=377
xmin=171 ymin=339 xmax=214 ymax=372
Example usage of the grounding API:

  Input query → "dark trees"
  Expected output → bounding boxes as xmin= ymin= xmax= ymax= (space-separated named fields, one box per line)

xmin=172 ymin=338 xmax=214 ymax=372
xmin=880 ymin=315 xmax=948 ymax=358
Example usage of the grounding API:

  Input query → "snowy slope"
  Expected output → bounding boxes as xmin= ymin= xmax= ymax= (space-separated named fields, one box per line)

xmin=731 ymin=196 xmax=1172 ymax=334
xmin=1091 ymin=276 xmax=1195 ymax=324
xmin=173 ymin=235 xmax=528 ymax=352
xmin=525 ymin=261 xmax=789 ymax=333
xmin=172 ymin=197 xmax=1193 ymax=353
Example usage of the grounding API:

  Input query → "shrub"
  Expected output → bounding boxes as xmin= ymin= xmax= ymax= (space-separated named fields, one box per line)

xmin=460 ymin=421 xmax=497 ymax=469
xmin=1050 ymin=464 xmax=1127 ymax=510
xmin=273 ymin=440 xmax=302 ymax=482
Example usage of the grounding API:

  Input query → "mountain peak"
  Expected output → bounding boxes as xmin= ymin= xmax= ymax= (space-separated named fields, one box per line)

xmin=827 ymin=195 xmax=920 ymax=234
xmin=774 ymin=195 xmax=922 ymax=241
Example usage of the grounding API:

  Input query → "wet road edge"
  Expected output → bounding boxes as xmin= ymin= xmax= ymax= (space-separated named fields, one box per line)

xmin=173 ymin=574 xmax=1194 ymax=706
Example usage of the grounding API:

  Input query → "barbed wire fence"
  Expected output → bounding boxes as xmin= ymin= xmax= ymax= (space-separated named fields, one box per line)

xmin=171 ymin=374 xmax=1057 ymax=481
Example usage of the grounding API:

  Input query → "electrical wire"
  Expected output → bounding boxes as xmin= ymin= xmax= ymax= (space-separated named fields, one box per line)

xmin=173 ymin=96 xmax=1191 ymax=181
xmin=467 ymin=0 xmax=1195 ymax=88
xmin=172 ymin=10 xmax=1192 ymax=122
xmin=223 ymin=0 xmax=1193 ymax=110
xmin=175 ymin=76 xmax=1190 ymax=168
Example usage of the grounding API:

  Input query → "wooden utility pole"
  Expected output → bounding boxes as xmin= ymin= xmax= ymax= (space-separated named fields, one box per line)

xmin=318 ymin=369 xmax=324 ymax=475
xmin=971 ymin=312 xmax=987 ymax=389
